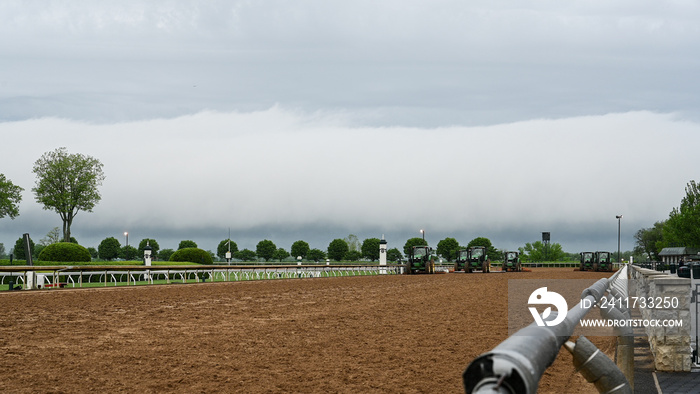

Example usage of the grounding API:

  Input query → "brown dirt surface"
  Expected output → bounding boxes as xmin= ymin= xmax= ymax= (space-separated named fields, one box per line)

xmin=0 ymin=268 xmax=616 ymax=393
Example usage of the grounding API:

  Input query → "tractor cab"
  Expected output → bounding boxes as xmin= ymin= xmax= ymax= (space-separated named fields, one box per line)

xmin=580 ymin=252 xmax=595 ymax=271
xmin=406 ymin=246 xmax=435 ymax=274
xmin=595 ymin=251 xmax=613 ymax=272
xmin=503 ymin=251 xmax=521 ymax=272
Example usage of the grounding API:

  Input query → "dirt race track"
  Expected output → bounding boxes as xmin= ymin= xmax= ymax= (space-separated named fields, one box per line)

xmin=0 ymin=268 xmax=616 ymax=393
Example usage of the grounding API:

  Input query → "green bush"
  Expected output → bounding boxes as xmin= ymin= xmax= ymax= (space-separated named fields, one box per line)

xmin=169 ymin=247 xmax=212 ymax=265
xmin=38 ymin=242 xmax=92 ymax=262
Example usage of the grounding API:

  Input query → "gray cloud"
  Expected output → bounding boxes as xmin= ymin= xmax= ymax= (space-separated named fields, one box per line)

xmin=1 ymin=1 xmax=699 ymax=125
xmin=0 ymin=110 xmax=695 ymax=253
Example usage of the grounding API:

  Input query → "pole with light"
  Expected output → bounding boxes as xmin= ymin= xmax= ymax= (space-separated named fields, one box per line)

xmin=124 ymin=231 xmax=129 ymax=248
xmin=616 ymin=215 xmax=623 ymax=264
xmin=420 ymin=229 xmax=425 ymax=242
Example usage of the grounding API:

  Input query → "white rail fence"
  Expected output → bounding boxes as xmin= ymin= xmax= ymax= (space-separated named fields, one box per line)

xmin=0 ymin=265 xmax=404 ymax=289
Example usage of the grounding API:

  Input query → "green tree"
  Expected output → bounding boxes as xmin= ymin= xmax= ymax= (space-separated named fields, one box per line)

xmin=387 ymin=248 xmax=403 ymax=262
xmin=39 ymin=227 xmax=61 ymax=246
xmin=344 ymin=234 xmax=361 ymax=252
xmin=32 ymin=147 xmax=105 ymax=242
xmin=0 ymin=243 xmax=6 ymax=259
xmin=256 ymin=239 xmax=277 ymax=261
xmin=120 ymin=245 xmax=139 ymax=260
xmin=273 ymin=248 xmax=290 ymax=262
xmin=234 ymin=249 xmax=257 ymax=261
xmin=328 ymin=238 xmax=349 ymax=261
xmin=178 ymin=240 xmax=197 ymax=250
xmin=466 ymin=237 xmax=499 ymax=261
xmin=138 ymin=239 xmax=160 ymax=260
xmin=217 ymin=239 xmax=238 ymax=260
xmin=158 ymin=248 xmax=175 ymax=261
xmin=87 ymin=247 xmax=98 ymax=259
xmin=520 ymin=241 xmax=565 ymax=262
xmin=0 ymin=173 xmax=23 ymax=220
xmin=634 ymin=221 xmax=664 ymax=261
xmin=661 ymin=181 xmax=700 ymax=248
xmin=345 ymin=250 xmax=362 ymax=261
xmin=403 ymin=237 xmax=427 ymax=256
xmin=307 ymin=248 xmax=326 ymax=262
xmin=98 ymin=237 xmax=121 ymax=260
xmin=436 ymin=237 xmax=460 ymax=262
xmin=361 ymin=238 xmax=381 ymax=261
xmin=14 ymin=236 xmax=37 ymax=261
xmin=290 ymin=240 xmax=310 ymax=259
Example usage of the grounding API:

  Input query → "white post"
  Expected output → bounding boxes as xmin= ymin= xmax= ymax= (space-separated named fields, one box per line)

xmin=25 ymin=271 xmax=37 ymax=290
xmin=379 ymin=235 xmax=387 ymax=274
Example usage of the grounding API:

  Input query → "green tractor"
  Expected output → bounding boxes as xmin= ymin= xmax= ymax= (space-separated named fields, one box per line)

xmin=455 ymin=249 xmax=468 ymax=272
xmin=580 ymin=252 xmax=595 ymax=271
xmin=502 ymin=251 xmax=522 ymax=272
xmin=405 ymin=245 xmax=435 ymax=274
xmin=457 ymin=246 xmax=490 ymax=273
xmin=595 ymin=251 xmax=613 ymax=272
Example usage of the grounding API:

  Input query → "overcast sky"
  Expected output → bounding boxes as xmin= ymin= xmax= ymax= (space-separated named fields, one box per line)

xmin=2 ymin=1 xmax=699 ymax=256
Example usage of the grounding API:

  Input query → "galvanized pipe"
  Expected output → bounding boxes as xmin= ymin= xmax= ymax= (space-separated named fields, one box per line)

xmin=564 ymin=336 xmax=632 ymax=394
xmin=463 ymin=278 xmax=609 ymax=393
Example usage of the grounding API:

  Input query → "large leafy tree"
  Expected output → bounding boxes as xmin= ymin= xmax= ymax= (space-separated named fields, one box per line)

xmin=661 ymin=180 xmax=700 ymax=248
xmin=307 ymin=248 xmax=326 ymax=262
xmin=217 ymin=239 xmax=238 ymax=259
xmin=361 ymin=238 xmax=381 ymax=261
xmin=519 ymin=241 xmax=565 ymax=262
xmin=327 ymin=238 xmax=349 ymax=261
xmin=39 ymin=227 xmax=61 ymax=246
xmin=291 ymin=240 xmax=310 ymax=259
xmin=14 ymin=236 xmax=36 ymax=260
xmin=273 ymin=248 xmax=290 ymax=262
xmin=32 ymin=148 xmax=105 ymax=242
xmin=120 ymin=245 xmax=139 ymax=260
xmin=0 ymin=173 xmax=23 ymax=220
xmin=634 ymin=221 xmax=664 ymax=261
xmin=387 ymin=248 xmax=403 ymax=262
xmin=98 ymin=237 xmax=121 ymax=260
xmin=403 ymin=237 xmax=427 ymax=256
xmin=344 ymin=234 xmax=361 ymax=252
xmin=466 ymin=237 xmax=499 ymax=261
xmin=256 ymin=239 xmax=277 ymax=261
xmin=436 ymin=237 xmax=460 ymax=262
xmin=234 ymin=248 xmax=257 ymax=261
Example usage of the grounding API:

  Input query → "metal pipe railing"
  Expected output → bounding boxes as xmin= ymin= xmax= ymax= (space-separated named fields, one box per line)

xmin=463 ymin=278 xmax=609 ymax=393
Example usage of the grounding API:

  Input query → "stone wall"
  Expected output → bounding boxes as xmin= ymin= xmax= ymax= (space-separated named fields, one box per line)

xmin=630 ymin=265 xmax=692 ymax=371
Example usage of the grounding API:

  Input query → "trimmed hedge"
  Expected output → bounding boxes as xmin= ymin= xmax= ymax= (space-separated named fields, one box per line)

xmin=170 ymin=247 xmax=213 ymax=265
xmin=38 ymin=242 xmax=92 ymax=262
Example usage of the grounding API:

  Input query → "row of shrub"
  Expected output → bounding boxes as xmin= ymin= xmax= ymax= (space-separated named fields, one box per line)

xmin=1 ymin=243 xmax=213 ymax=265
